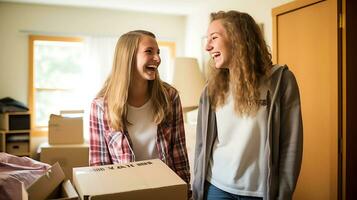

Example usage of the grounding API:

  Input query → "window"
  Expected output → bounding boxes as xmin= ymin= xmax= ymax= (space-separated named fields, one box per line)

xmin=29 ymin=35 xmax=176 ymax=136
xmin=29 ymin=36 xmax=84 ymax=135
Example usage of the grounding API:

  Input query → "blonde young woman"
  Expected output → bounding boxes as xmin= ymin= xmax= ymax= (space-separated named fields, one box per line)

xmin=193 ymin=11 xmax=303 ymax=200
xmin=89 ymin=30 xmax=190 ymax=190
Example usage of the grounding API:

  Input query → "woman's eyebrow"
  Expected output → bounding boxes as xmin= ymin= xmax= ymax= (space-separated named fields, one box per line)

xmin=209 ymin=32 xmax=220 ymax=36
xmin=143 ymin=47 xmax=154 ymax=50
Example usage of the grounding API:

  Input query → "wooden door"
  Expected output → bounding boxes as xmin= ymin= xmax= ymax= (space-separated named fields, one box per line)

xmin=344 ymin=0 xmax=357 ymax=199
xmin=272 ymin=0 xmax=339 ymax=199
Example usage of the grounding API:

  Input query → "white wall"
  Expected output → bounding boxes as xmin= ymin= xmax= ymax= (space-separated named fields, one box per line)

xmin=0 ymin=2 xmax=186 ymax=104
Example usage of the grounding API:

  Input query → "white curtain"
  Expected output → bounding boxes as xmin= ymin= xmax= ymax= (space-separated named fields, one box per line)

xmin=83 ymin=36 xmax=118 ymax=96
xmin=157 ymin=46 xmax=172 ymax=83
xmin=81 ymin=36 xmax=118 ymax=141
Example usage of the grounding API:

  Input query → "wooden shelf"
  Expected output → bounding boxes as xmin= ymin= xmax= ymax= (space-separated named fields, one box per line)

xmin=0 ymin=112 xmax=31 ymax=157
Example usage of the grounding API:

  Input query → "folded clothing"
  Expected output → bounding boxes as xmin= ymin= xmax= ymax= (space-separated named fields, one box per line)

xmin=0 ymin=153 xmax=50 ymax=200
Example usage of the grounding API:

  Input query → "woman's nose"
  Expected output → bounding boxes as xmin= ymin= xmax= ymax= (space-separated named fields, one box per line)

xmin=154 ymin=54 xmax=161 ymax=63
xmin=205 ymin=40 xmax=213 ymax=52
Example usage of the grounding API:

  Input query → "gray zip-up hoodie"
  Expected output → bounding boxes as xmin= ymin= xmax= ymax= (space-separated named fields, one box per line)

xmin=192 ymin=66 xmax=303 ymax=200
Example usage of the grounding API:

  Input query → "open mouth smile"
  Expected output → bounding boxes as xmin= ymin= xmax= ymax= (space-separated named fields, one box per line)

xmin=211 ymin=52 xmax=221 ymax=59
xmin=146 ymin=64 xmax=157 ymax=72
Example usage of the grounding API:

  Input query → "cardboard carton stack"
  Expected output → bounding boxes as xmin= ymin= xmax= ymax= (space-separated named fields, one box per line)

xmin=40 ymin=111 xmax=89 ymax=181
xmin=73 ymin=159 xmax=187 ymax=200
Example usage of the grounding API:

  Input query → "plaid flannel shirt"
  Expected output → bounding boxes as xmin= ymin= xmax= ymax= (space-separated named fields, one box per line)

xmin=89 ymin=85 xmax=191 ymax=186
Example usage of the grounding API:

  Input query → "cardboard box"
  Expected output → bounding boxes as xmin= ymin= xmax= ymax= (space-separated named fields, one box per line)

xmin=73 ymin=159 xmax=187 ymax=200
xmin=25 ymin=162 xmax=79 ymax=200
xmin=48 ymin=113 xmax=83 ymax=145
xmin=40 ymin=143 xmax=89 ymax=181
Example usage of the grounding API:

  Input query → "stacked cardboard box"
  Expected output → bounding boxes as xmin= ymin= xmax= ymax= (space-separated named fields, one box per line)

xmin=40 ymin=143 xmax=89 ymax=181
xmin=48 ymin=112 xmax=83 ymax=145
xmin=40 ymin=111 xmax=89 ymax=181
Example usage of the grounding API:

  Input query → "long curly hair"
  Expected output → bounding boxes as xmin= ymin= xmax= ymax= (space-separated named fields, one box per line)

xmin=207 ymin=11 xmax=273 ymax=116
xmin=97 ymin=30 xmax=171 ymax=131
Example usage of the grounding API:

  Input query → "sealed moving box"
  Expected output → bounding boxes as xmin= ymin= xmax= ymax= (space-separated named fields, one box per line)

xmin=48 ymin=111 xmax=83 ymax=145
xmin=40 ymin=143 xmax=89 ymax=181
xmin=25 ymin=162 xmax=78 ymax=200
xmin=73 ymin=159 xmax=187 ymax=200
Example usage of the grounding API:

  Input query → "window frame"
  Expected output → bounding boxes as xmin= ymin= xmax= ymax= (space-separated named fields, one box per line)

xmin=28 ymin=35 xmax=83 ymax=137
xmin=158 ymin=41 xmax=176 ymax=59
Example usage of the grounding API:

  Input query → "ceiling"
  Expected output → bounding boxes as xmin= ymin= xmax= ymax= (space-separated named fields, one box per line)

xmin=0 ymin=0 xmax=208 ymax=15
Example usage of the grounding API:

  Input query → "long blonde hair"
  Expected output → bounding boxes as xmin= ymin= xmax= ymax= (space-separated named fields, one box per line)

xmin=207 ymin=11 xmax=273 ymax=116
xmin=97 ymin=30 xmax=171 ymax=131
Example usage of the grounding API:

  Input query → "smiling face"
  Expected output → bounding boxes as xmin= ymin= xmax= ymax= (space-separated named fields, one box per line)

xmin=133 ymin=35 xmax=161 ymax=82
xmin=205 ymin=19 xmax=232 ymax=69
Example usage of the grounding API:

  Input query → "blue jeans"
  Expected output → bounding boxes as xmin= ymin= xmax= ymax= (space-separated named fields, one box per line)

xmin=204 ymin=181 xmax=263 ymax=200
